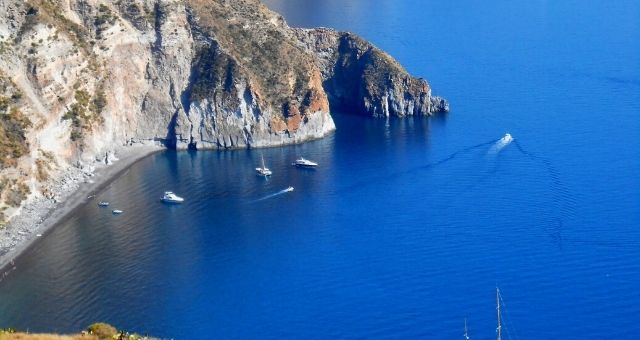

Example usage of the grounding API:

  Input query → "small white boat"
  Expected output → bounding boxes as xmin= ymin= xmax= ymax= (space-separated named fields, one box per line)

xmin=112 ymin=209 xmax=123 ymax=214
xmin=488 ymin=132 xmax=514 ymax=155
xmin=501 ymin=133 xmax=514 ymax=143
xmin=285 ymin=186 xmax=294 ymax=192
xmin=256 ymin=155 xmax=272 ymax=176
xmin=292 ymin=157 xmax=318 ymax=168
xmin=98 ymin=201 xmax=110 ymax=207
xmin=161 ymin=191 xmax=184 ymax=203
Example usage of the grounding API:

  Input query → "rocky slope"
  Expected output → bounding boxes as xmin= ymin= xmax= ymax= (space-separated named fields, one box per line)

xmin=0 ymin=0 xmax=448 ymax=223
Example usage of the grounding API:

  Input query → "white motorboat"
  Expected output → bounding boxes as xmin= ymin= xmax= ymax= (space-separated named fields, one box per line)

xmin=98 ymin=201 xmax=110 ymax=207
xmin=112 ymin=209 xmax=123 ymax=214
xmin=292 ymin=157 xmax=318 ymax=168
xmin=161 ymin=191 xmax=184 ymax=203
xmin=285 ymin=186 xmax=294 ymax=192
xmin=488 ymin=132 xmax=514 ymax=155
xmin=256 ymin=155 xmax=272 ymax=176
xmin=501 ymin=133 xmax=513 ymax=143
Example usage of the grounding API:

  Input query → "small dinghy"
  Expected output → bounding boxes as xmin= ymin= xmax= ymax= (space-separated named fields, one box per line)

xmin=98 ymin=201 xmax=110 ymax=207
xmin=112 ymin=209 xmax=123 ymax=214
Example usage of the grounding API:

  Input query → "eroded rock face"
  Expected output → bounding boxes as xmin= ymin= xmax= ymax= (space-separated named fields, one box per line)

xmin=0 ymin=0 xmax=445 ymax=220
xmin=294 ymin=28 xmax=449 ymax=117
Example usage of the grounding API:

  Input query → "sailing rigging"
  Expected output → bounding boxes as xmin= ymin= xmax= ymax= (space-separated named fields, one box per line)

xmin=464 ymin=318 xmax=470 ymax=340
xmin=496 ymin=287 xmax=502 ymax=340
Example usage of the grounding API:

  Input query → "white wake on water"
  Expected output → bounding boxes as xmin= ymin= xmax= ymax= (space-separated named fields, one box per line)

xmin=254 ymin=186 xmax=294 ymax=202
xmin=488 ymin=133 xmax=514 ymax=155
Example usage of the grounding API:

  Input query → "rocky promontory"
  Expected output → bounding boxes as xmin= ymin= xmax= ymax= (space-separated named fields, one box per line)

xmin=0 ymin=0 xmax=448 ymax=222
xmin=295 ymin=28 xmax=449 ymax=117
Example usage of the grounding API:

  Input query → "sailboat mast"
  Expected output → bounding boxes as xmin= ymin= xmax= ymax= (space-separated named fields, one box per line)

xmin=464 ymin=318 xmax=469 ymax=340
xmin=496 ymin=288 xmax=502 ymax=340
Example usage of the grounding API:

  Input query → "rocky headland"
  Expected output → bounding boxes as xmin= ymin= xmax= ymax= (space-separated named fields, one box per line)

xmin=0 ymin=0 xmax=447 ymax=264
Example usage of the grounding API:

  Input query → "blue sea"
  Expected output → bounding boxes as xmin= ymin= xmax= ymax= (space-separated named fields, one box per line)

xmin=1 ymin=0 xmax=639 ymax=338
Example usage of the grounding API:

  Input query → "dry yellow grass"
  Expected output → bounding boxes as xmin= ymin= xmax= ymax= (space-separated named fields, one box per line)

xmin=0 ymin=333 xmax=96 ymax=340
xmin=0 ymin=323 xmax=154 ymax=340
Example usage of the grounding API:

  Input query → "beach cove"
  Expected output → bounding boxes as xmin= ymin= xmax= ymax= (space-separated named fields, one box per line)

xmin=1 ymin=0 xmax=639 ymax=338
xmin=0 ymin=145 xmax=162 ymax=275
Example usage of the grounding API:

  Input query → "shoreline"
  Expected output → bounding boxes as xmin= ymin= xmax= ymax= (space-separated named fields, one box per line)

xmin=0 ymin=145 xmax=163 ymax=275
xmin=0 ymin=129 xmax=338 ymax=277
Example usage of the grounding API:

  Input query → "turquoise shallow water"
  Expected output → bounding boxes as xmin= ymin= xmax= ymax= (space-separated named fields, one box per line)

xmin=1 ymin=0 xmax=639 ymax=338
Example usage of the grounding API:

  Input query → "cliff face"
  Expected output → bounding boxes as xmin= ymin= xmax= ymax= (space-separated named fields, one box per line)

xmin=294 ymin=28 xmax=449 ymax=117
xmin=0 ymin=0 xmax=447 ymax=222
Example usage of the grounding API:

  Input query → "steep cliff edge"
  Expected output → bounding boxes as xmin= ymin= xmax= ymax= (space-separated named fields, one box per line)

xmin=294 ymin=28 xmax=449 ymax=117
xmin=0 ymin=0 xmax=447 ymax=223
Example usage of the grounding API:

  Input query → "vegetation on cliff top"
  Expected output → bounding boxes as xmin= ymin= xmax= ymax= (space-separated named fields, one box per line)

xmin=186 ymin=0 xmax=327 ymax=118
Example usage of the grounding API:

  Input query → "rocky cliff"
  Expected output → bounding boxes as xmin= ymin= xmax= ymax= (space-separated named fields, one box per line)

xmin=0 ymin=0 xmax=448 ymax=222
xmin=294 ymin=28 xmax=449 ymax=117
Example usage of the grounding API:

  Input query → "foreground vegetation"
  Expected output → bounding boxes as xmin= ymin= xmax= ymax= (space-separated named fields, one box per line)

xmin=0 ymin=323 xmax=156 ymax=340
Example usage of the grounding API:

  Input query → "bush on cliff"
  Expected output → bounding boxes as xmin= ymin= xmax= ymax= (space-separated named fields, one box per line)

xmin=86 ymin=323 xmax=118 ymax=339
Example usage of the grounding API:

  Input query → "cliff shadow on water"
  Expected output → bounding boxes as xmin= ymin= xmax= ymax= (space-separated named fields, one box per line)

xmin=163 ymin=110 xmax=180 ymax=149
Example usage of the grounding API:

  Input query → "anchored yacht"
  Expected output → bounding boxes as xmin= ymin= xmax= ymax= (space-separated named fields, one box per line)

xmin=161 ymin=191 xmax=184 ymax=203
xmin=292 ymin=157 xmax=318 ymax=168
xmin=256 ymin=155 xmax=272 ymax=176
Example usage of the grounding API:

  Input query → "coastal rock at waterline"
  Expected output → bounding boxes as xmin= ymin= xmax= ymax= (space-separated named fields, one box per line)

xmin=430 ymin=96 xmax=450 ymax=113
xmin=0 ymin=0 xmax=446 ymax=221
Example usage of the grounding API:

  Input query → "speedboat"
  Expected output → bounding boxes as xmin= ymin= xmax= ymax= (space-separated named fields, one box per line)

xmin=98 ymin=201 xmax=110 ymax=207
xmin=488 ymin=132 xmax=514 ymax=155
xmin=256 ymin=155 xmax=272 ymax=176
xmin=285 ymin=186 xmax=294 ymax=192
xmin=112 ymin=209 xmax=123 ymax=214
xmin=501 ymin=133 xmax=513 ymax=143
xmin=161 ymin=191 xmax=184 ymax=203
xmin=292 ymin=157 xmax=318 ymax=168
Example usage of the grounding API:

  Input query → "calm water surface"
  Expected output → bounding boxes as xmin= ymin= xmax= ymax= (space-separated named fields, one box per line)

xmin=1 ymin=0 xmax=639 ymax=338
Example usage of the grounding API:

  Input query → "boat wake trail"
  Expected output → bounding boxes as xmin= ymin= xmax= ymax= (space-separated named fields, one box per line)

xmin=513 ymin=139 xmax=575 ymax=248
xmin=335 ymin=138 xmax=501 ymax=194
xmin=253 ymin=187 xmax=294 ymax=202
xmin=417 ymin=139 xmax=500 ymax=171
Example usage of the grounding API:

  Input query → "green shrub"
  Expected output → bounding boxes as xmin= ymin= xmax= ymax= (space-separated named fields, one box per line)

xmin=62 ymin=90 xmax=105 ymax=143
xmin=5 ymin=180 xmax=30 ymax=207
xmin=87 ymin=322 xmax=118 ymax=339
xmin=0 ymin=107 xmax=32 ymax=167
